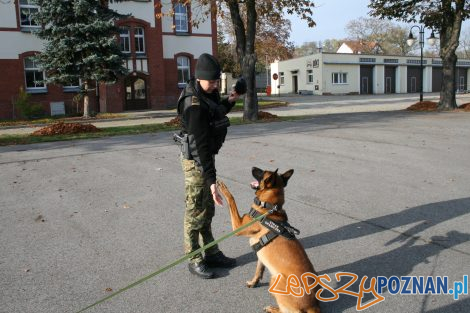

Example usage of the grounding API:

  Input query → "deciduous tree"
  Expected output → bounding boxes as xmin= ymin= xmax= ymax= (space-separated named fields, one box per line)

xmin=214 ymin=0 xmax=315 ymax=120
xmin=346 ymin=17 xmax=413 ymax=55
xmin=369 ymin=0 xmax=470 ymax=110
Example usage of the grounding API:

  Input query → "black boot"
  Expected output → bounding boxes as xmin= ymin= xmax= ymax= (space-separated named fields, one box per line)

xmin=205 ymin=251 xmax=236 ymax=268
xmin=188 ymin=261 xmax=215 ymax=279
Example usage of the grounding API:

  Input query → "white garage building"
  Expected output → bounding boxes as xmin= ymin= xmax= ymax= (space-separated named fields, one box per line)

xmin=269 ymin=52 xmax=470 ymax=96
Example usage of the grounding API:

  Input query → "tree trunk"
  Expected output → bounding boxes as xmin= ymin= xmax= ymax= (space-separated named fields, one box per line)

xmin=242 ymin=53 xmax=258 ymax=121
xmin=227 ymin=0 xmax=258 ymax=121
xmin=439 ymin=53 xmax=458 ymax=110
xmin=83 ymin=81 xmax=90 ymax=118
xmin=437 ymin=1 xmax=464 ymax=110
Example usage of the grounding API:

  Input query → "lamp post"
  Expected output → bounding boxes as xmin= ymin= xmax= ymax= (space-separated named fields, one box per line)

xmin=407 ymin=25 xmax=437 ymax=102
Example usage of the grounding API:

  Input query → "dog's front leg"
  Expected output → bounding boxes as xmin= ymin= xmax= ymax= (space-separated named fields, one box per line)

xmin=217 ymin=180 xmax=260 ymax=236
xmin=216 ymin=180 xmax=244 ymax=230
xmin=246 ymin=259 xmax=265 ymax=288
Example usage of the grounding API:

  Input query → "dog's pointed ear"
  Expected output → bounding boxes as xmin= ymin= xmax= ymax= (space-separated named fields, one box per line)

xmin=252 ymin=167 xmax=264 ymax=181
xmin=281 ymin=169 xmax=294 ymax=187
xmin=264 ymin=171 xmax=277 ymax=188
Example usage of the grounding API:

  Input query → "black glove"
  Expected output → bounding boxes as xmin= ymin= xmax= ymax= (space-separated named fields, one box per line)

xmin=233 ymin=77 xmax=247 ymax=95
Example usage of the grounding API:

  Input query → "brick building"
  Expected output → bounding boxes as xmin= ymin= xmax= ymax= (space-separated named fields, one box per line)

xmin=0 ymin=0 xmax=216 ymax=120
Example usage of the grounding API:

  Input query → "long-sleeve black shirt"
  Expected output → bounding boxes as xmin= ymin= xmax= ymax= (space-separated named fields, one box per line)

xmin=180 ymin=81 xmax=235 ymax=186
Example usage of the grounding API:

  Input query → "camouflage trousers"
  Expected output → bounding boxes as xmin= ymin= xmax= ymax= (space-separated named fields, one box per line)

xmin=181 ymin=156 xmax=219 ymax=263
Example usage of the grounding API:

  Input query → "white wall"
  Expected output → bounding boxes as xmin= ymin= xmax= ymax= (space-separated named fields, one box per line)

xmin=0 ymin=32 xmax=44 ymax=59
xmin=162 ymin=35 xmax=212 ymax=59
xmin=375 ymin=65 xmax=384 ymax=94
xmin=397 ymin=66 xmax=407 ymax=93
xmin=110 ymin=1 xmax=156 ymax=27
xmin=0 ymin=1 xmax=17 ymax=28
xmin=336 ymin=43 xmax=353 ymax=54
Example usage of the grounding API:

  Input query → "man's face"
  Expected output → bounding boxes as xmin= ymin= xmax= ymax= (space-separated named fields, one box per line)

xmin=198 ymin=79 xmax=219 ymax=93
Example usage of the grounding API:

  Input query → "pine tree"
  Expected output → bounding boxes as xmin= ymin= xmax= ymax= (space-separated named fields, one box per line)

xmin=33 ymin=0 xmax=128 ymax=117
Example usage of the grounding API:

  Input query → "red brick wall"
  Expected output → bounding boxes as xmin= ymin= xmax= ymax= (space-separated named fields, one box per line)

xmin=0 ymin=57 xmax=98 ymax=119
xmin=0 ymin=59 xmax=23 ymax=119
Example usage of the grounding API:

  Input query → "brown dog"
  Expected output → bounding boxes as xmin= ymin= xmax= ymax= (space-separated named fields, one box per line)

xmin=217 ymin=167 xmax=321 ymax=313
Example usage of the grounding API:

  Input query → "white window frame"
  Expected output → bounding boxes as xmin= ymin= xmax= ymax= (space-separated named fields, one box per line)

xmin=174 ymin=3 xmax=188 ymax=33
xmin=307 ymin=69 xmax=313 ymax=84
xmin=332 ymin=72 xmax=348 ymax=85
xmin=177 ymin=56 xmax=191 ymax=86
xmin=279 ymin=72 xmax=285 ymax=85
xmin=24 ymin=57 xmax=46 ymax=92
xmin=19 ymin=0 xmax=40 ymax=28
xmin=119 ymin=27 xmax=131 ymax=53
xmin=63 ymin=77 xmax=81 ymax=92
xmin=134 ymin=27 xmax=145 ymax=54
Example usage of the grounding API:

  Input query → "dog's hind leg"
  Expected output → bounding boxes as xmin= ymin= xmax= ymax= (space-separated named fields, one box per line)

xmin=246 ymin=260 xmax=265 ymax=288
xmin=263 ymin=306 xmax=281 ymax=313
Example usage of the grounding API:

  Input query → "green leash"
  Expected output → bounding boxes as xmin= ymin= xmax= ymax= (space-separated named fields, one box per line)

xmin=75 ymin=209 xmax=270 ymax=313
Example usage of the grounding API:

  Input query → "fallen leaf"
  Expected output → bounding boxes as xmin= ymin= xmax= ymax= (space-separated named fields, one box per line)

xmin=34 ymin=215 xmax=44 ymax=222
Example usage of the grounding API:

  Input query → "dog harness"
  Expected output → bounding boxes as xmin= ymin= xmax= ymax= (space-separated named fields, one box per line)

xmin=249 ymin=197 xmax=300 ymax=253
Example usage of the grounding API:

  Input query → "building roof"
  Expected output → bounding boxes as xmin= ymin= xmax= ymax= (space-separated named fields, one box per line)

xmin=337 ymin=40 xmax=383 ymax=54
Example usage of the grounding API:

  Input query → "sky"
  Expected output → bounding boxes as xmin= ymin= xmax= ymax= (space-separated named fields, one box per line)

xmin=288 ymin=0 xmax=470 ymax=47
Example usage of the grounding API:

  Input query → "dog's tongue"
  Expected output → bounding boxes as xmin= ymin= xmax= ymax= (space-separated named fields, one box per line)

xmin=250 ymin=181 xmax=259 ymax=190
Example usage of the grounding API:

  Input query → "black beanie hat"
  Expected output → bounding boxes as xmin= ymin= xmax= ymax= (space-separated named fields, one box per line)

xmin=195 ymin=53 xmax=221 ymax=80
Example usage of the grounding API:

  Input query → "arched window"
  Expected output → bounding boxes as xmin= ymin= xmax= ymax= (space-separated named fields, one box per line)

xmin=177 ymin=56 xmax=191 ymax=86
xmin=24 ymin=56 xmax=46 ymax=92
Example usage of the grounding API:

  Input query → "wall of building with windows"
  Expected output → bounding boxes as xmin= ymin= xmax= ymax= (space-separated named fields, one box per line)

xmin=270 ymin=52 xmax=470 ymax=96
xmin=0 ymin=0 xmax=216 ymax=119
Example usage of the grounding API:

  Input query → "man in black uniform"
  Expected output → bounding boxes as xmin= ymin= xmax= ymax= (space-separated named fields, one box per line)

xmin=178 ymin=53 xmax=240 ymax=279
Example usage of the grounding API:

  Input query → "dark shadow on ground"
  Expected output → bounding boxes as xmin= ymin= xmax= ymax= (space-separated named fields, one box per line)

xmin=232 ymin=198 xmax=470 ymax=312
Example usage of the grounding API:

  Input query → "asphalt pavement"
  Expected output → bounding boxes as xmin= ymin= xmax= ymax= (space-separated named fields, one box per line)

xmin=0 ymin=94 xmax=469 ymax=313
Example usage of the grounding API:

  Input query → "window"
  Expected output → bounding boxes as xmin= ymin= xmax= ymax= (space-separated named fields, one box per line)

xmin=177 ymin=56 xmax=190 ymax=86
xmin=24 ymin=57 xmax=46 ymax=91
xmin=332 ymin=72 xmax=347 ymax=84
xmin=119 ymin=27 xmax=131 ymax=53
xmin=19 ymin=0 xmax=39 ymax=28
xmin=134 ymin=27 xmax=145 ymax=54
xmin=307 ymin=70 xmax=313 ymax=84
xmin=63 ymin=77 xmax=81 ymax=92
xmin=279 ymin=72 xmax=285 ymax=85
xmin=174 ymin=3 xmax=188 ymax=33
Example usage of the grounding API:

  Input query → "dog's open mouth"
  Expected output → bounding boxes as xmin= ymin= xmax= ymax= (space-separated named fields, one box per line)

xmin=250 ymin=181 xmax=259 ymax=190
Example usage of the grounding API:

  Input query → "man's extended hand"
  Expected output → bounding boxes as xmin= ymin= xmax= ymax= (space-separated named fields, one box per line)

xmin=210 ymin=183 xmax=224 ymax=206
xmin=228 ymin=91 xmax=240 ymax=104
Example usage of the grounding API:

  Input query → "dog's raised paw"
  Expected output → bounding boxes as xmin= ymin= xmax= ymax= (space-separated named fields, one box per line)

xmin=216 ymin=180 xmax=229 ymax=194
xmin=246 ymin=280 xmax=259 ymax=288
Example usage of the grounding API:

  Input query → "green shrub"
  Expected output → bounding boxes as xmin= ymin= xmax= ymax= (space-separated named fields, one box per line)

xmin=14 ymin=88 xmax=45 ymax=119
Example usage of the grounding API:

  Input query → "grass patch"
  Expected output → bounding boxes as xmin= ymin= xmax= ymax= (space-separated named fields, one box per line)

xmin=0 ymin=115 xmax=309 ymax=146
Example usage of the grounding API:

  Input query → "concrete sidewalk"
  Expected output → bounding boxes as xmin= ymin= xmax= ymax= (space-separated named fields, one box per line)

xmin=2 ymin=93 xmax=470 ymax=136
